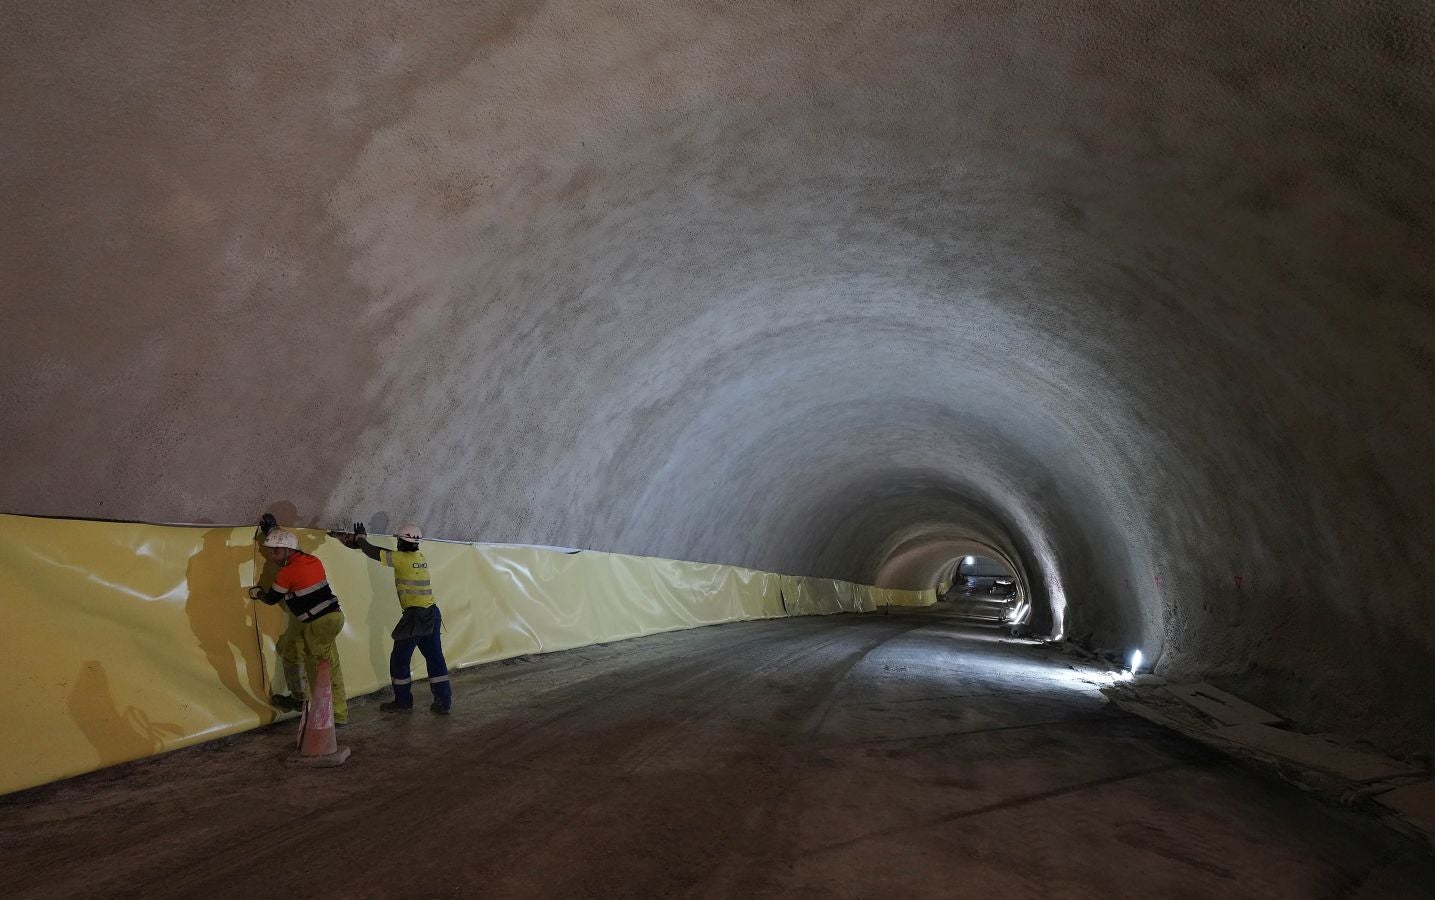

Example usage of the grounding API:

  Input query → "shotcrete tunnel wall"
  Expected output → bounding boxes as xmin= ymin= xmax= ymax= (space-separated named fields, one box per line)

xmin=2 ymin=2 xmax=1433 ymax=752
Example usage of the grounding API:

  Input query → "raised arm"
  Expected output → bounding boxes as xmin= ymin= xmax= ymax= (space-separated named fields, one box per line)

xmin=333 ymin=521 xmax=384 ymax=562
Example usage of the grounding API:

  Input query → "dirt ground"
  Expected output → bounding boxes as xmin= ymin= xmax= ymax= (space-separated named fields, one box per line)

xmin=2 ymin=608 xmax=1432 ymax=899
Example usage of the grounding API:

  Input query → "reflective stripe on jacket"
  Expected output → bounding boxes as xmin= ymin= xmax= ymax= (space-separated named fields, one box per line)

xmin=379 ymin=548 xmax=435 ymax=609
xmin=269 ymin=551 xmax=341 ymax=620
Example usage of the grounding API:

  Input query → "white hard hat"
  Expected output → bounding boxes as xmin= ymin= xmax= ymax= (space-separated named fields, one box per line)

xmin=398 ymin=523 xmax=423 ymax=542
xmin=263 ymin=528 xmax=299 ymax=550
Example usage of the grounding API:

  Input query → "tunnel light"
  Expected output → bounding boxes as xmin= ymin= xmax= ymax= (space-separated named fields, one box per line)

xmin=964 ymin=556 xmax=975 ymax=565
xmin=1130 ymin=649 xmax=1144 ymax=673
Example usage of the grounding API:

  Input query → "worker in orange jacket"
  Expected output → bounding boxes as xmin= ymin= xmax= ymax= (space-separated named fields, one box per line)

xmin=253 ymin=513 xmax=307 ymax=712
xmin=248 ymin=528 xmax=348 ymax=725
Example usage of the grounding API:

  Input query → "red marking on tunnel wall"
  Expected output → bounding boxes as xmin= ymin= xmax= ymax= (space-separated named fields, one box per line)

xmin=1234 ymin=574 xmax=1244 ymax=590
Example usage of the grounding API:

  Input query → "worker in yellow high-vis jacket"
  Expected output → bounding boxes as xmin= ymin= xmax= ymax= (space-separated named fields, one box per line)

xmin=337 ymin=522 xmax=452 ymax=715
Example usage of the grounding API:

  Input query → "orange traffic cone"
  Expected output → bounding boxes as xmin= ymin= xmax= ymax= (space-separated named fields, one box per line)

xmin=290 ymin=660 xmax=351 ymax=767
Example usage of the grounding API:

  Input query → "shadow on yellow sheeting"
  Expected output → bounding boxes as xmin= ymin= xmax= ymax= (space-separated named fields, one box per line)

xmin=357 ymin=511 xmax=402 ymax=686
xmin=0 ymin=512 xmax=933 ymax=795
xmin=184 ymin=528 xmax=276 ymax=722
xmin=67 ymin=661 xmax=183 ymax=769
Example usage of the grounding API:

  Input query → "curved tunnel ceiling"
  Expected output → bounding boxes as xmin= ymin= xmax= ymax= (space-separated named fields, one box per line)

xmin=2 ymin=3 xmax=1433 ymax=751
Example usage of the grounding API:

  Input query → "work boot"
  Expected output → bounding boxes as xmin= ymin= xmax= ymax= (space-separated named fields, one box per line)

xmin=271 ymin=693 xmax=304 ymax=712
xmin=379 ymin=701 xmax=412 ymax=713
xmin=430 ymin=702 xmax=451 ymax=716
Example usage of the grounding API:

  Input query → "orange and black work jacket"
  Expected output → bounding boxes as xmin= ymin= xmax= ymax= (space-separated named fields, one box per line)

xmin=261 ymin=551 xmax=342 ymax=621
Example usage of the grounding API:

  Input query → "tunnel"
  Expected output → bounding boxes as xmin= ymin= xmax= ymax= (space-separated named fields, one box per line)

xmin=2 ymin=2 xmax=1433 ymax=896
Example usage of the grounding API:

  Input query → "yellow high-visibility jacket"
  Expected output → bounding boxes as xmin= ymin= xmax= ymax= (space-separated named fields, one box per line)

xmin=378 ymin=548 xmax=435 ymax=609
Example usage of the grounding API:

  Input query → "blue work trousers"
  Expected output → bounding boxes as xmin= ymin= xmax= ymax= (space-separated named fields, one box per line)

xmin=390 ymin=605 xmax=452 ymax=710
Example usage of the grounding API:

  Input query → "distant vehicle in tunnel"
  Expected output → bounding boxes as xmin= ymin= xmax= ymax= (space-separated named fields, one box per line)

xmin=940 ymin=555 xmax=1025 ymax=626
xmin=953 ymin=574 xmax=1018 ymax=597
xmin=987 ymin=577 xmax=1017 ymax=598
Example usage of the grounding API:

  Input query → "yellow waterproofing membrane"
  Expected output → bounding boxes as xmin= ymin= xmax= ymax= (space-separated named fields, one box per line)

xmin=0 ymin=513 xmax=933 ymax=795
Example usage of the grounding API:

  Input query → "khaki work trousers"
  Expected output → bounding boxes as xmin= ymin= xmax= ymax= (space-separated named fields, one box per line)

xmin=276 ymin=611 xmax=348 ymax=724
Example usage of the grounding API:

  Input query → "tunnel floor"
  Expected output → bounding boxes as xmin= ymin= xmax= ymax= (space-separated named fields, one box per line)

xmin=2 ymin=609 xmax=1431 ymax=899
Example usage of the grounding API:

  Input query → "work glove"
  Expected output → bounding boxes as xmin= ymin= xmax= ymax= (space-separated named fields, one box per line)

xmin=247 ymin=586 xmax=265 ymax=600
xmin=259 ymin=513 xmax=278 ymax=536
xmin=330 ymin=522 xmax=366 ymax=549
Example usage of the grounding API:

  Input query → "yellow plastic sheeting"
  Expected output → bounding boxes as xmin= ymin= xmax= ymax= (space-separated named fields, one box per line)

xmin=443 ymin=547 xmax=785 ymax=666
xmin=0 ymin=512 xmax=916 ymax=796
xmin=314 ymin=541 xmax=788 ymax=688
xmin=0 ymin=517 xmax=276 ymax=794
xmin=303 ymin=530 xmax=427 ymax=699
xmin=876 ymin=587 xmax=938 ymax=607
xmin=782 ymin=576 xmax=879 ymax=615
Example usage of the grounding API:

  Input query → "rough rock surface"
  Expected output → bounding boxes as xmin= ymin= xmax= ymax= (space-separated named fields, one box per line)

xmin=2 ymin=2 xmax=1432 ymax=751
